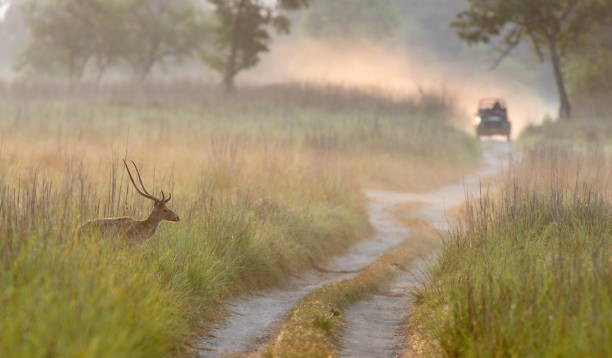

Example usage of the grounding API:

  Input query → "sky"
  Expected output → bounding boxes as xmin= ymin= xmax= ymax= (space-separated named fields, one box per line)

xmin=0 ymin=1 xmax=12 ymax=22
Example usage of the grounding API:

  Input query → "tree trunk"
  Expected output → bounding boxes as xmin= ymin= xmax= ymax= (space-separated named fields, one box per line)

xmin=223 ymin=28 xmax=239 ymax=93
xmin=548 ymin=35 xmax=571 ymax=120
xmin=136 ymin=58 xmax=155 ymax=82
xmin=95 ymin=60 xmax=108 ymax=85
xmin=138 ymin=66 xmax=152 ymax=82
xmin=223 ymin=69 xmax=236 ymax=93
xmin=223 ymin=39 xmax=237 ymax=93
xmin=223 ymin=0 xmax=246 ymax=94
xmin=68 ymin=50 xmax=77 ymax=82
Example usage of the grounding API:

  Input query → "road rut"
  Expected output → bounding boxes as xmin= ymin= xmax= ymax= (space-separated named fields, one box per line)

xmin=338 ymin=141 xmax=513 ymax=357
xmin=196 ymin=141 xmax=513 ymax=357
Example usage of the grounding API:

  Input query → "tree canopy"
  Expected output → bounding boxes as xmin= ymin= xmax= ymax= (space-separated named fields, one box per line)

xmin=452 ymin=0 xmax=612 ymax=120
xmin=18 ymin=0 xmax=204 ymax=81
xmin=567 ymin=19 xmax=612 ymax=103
xmin=17 ymin=0 xmax=310 ymax=88
xmin=204 ymin=0 xmax=310 ymax=92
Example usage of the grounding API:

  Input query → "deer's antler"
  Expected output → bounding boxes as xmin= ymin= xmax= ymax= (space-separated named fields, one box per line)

xmin=160 ymin=190 xmax=172 ymax=204
xmin=123 ymin=160 xmax=171 ymax=203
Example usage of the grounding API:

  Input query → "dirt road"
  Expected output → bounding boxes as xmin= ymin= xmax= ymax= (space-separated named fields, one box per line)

xmin=196 ymin=192 xmax=412 ymax=356
xmin=196 ymin=141 xmax=513 ymax=357
xmin=338 ymin=142 xmax=512 ymax=357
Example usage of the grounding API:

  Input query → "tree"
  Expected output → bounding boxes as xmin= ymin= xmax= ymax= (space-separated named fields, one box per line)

xmin=18 ymin=0 xmax=205 ymax=81
xmin=305 ymin=0 xmax=400 ymax=42
xmin=19 ymin=0 xmax=97 ymax=78
xmin=88 ymin=1 xmax=132 ymax=82
xmin=452 ymin=0 xmax=610 ymax=120
xmin=567 ymin=18 xmax=612 ymax=98
xmin=204 ymin=0 xmax=310 ymax=93
xmin=123 ymin=0 xmax=205 ymax=81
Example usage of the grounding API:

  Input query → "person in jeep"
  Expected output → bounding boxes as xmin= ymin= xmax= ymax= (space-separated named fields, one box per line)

xmin=492 ymin=101 xmax=503 ymax=113
xmin=475 ymin=98 xmax=512 ymax=142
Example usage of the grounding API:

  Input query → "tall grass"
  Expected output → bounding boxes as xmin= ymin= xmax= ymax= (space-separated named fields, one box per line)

xmin=410 ymin=147 xmax=611 ymax=358
xmin=0 ymin=82 xmax=479 ymax=357
xmin=0 ymin=140 xmax=367 ymax=358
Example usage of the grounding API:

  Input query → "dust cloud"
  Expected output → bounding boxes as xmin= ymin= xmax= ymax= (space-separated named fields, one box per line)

xmin=247 ymin=38 xmax=556 ymax=134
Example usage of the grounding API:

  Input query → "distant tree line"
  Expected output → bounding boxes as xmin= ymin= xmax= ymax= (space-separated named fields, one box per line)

xmin=18 ymin=0 xmax=310 ymax=92
xmin=15 ymin=0 xmax=612 ymax=108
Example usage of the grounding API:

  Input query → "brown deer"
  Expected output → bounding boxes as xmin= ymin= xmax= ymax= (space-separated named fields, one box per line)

xmin=77 ymin=160 xmax=180 ymax=242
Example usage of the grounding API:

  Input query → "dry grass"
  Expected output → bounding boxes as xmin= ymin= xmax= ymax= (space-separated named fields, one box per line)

xmin=0 ymin=82 xmax=479 ymax=358
xmin=408 ymin=146 xmax=612 ymax=358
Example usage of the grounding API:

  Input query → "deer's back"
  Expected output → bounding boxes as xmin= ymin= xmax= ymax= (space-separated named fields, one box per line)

xmin=78 ymin=217 xmax=138 ymax=239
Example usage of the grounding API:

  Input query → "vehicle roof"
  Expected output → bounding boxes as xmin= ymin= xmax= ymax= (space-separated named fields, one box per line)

xmin=479 ymin=98 xmax=507 ymax=109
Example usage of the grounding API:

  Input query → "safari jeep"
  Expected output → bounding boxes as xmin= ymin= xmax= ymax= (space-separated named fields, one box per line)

xmin=474 ymin=98 xmax=512 ymax=141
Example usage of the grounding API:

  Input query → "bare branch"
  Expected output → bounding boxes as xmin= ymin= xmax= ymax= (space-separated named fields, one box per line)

xmin=527 ymin=30 xmax=545 ymax=62
xmin=560 ymin=0 xmax=580 ymax=23
xmin=490 ymin=27 xmax=523 ymax=69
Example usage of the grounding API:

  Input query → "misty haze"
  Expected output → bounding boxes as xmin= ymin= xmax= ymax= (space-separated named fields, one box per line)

xmin=0 ymin=1 xmax=610 ymax=358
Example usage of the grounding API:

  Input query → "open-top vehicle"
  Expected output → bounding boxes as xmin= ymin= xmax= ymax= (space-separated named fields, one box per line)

xmin=474 ymin=98 xmax=512 ymax=141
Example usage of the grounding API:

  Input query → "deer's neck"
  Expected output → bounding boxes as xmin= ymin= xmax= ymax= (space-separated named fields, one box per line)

xmin=142 ymin=212 xmax=162 ymax=236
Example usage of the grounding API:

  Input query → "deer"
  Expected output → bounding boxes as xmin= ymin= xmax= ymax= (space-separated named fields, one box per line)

xmin=77 ymin=160 xmax=180 ymax=243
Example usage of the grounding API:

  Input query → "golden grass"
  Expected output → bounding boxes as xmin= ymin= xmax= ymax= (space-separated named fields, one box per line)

xmin=0 ymin=82 xmax=480 ymax=358
xmin=407 ymin=146 xmax=612 ymax=358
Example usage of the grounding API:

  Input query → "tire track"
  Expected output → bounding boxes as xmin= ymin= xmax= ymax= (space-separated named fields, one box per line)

xmin=196 ymin=190 xmax=413 ymax=356
xmin=196 ymin=141 xmax=513 ymax=357
xmin=338 ymin=141 xmax=513 ymax=357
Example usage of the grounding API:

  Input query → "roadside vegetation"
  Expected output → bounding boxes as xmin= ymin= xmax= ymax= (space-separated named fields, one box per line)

xmin=408 ymin=146 xmax=611 ymax=358
xmin=0 ymin=82 xmax=479 ymax=358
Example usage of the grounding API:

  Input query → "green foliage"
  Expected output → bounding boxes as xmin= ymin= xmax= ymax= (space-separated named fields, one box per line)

xmin=568 ymin=50 xmax=612 ymax=95
xmin=453 ymin=0 xmax=600 ymax=51
xmin=123 ymin=0 xmax=206 ymax=80
xmin=304 ymin=0 xmax=400 ymax=41
xmin=452 ymin=0 xmax=611 ymax=120
xmin=567 ymin=21 xmax=612 ymax=98
xmin=17 ymin=0 xmax=205 ymax=80
xmin=203 ymin=0 xmax=310 ymax=92
xmin=18 ymin=0 xmax=98 ymax=77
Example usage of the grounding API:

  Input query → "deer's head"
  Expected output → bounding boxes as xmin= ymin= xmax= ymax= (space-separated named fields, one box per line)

xmin=124 ymin=160 xmax=180 ymax=223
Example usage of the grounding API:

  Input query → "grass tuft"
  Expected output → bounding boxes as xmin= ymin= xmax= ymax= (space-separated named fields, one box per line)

xmin=408 ymin=147 xmax=612 ymax=358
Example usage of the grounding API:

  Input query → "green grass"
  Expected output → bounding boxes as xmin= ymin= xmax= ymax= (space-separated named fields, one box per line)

xmin=410 ymin=147 xmax=612 ymax=358
xmin=0 ymin=152 xmax=369 ymax=358
xmin=0 ymin=82 xmax=480 ymax=358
